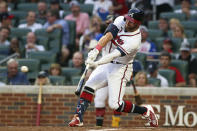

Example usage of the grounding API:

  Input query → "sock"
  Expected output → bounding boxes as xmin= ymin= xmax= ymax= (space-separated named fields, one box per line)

xmin=75 ymin=86 xmax=94 ymax=122
xmin=113 ymin=110 xmax=121 ymax=116
xmin=115 ymin=100 xmax=147 ymax=115
xmin=132 ymin=105 xmax=147 ymax=115
xmin=96 ymin=108 xmax=105 ymax=126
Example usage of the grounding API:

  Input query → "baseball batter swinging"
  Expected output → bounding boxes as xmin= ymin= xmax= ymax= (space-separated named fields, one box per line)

xmin=68 ymin=8 xmax=158 ymax=127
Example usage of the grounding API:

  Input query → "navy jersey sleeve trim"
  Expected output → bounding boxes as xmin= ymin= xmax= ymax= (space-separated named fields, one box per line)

xmin=117 ymin=47 xmax=126 ymax=56
xmin=104 ymin=24 xmax=119 ymax=39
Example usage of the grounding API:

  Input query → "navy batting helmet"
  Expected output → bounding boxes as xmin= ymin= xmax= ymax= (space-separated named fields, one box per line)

xmin=124 ymin=8 xmax=144 ymax=24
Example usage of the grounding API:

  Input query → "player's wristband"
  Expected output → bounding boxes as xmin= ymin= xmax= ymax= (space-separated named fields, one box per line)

xmin=95 ymin=44 xmax=103 ymax=51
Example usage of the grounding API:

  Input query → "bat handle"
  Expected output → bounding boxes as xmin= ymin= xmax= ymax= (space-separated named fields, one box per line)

xmin=131 ymin=80 xmax=138 ymax=94
xmin=75 ymin=91 xmax=80 ymax=96
xmin=86 ymin=64 xmax=90 ymax=70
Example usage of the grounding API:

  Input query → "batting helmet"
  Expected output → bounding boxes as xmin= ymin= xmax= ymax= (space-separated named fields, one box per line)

xmin=124 ymin=8 xmax=144 ymax=25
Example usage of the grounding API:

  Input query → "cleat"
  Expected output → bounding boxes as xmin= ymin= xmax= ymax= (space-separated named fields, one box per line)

xmin=142 ymin=105 xmax=158 ymax=127
xmin=68 ymin=114 xmax=83 ymax=127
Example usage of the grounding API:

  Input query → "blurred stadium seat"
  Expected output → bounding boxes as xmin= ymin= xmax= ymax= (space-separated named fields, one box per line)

xmin=17 ymin=59 xmax=40 ymax=80
xmin=0 ymin=45 xmax=9 ymax=56
xmin=135 ymin=52 xmax=147 ymax=69
xmin=0 ymin=66 xmax=7 ymax=74
xmin=158 ymin=69 xmax=175 ymax=87
xmin=35 ymin=29 xmax=62 ymax=42
xmin=49 ymin=75 xmax=65 ymax=85
xmin=17 ymin=3 xmax=38 ymax=12
xmin=170 ymin=60 xmax=188 ymax=81
xmin=160 ymin=12 xmax=186 ymax=21
xmin=148 ymin=29 xmax=163 ymax=40
xmin=27 ymin=51 xmax=56 ymax=65
xmin=61 ymin=67 xmax=81 ymax=85
xmin=148 ymin=77 xmax=161 ymax=87
xmin=67 ymin=20 xmax=76 ymax=46
xmin=181 ymin=21 xmax=197 ymax=33
xmin=148 ymin=20 xmax=158 ymax=29
xmin=71 ymin=76 xmax=81 ymax=85
xmin=60 ymin=3 xmax=94 ymax=16
xmin=10 ymin=28 xmax=31 ymax=38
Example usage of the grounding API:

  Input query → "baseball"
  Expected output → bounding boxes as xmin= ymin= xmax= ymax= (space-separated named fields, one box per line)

xmin=21 ymin=66 xmax=29 ymax=73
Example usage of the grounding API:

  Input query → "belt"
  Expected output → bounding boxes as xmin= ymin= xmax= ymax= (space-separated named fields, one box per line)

xmin=111 ymin=61 xmax=132 ymax=65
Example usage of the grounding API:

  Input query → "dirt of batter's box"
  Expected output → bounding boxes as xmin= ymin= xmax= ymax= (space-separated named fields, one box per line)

xmin=0 ymin=127 xmax=195 ymax=131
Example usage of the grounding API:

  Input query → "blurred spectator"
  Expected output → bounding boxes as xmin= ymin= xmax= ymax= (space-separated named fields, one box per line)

xmin=34 ymin=71 xmax=51 ymax=85
xmin=133 ymin=60 xmax=143 ymax=77
xmin=0 ymin=26 xmax=10 ymax=46
xmin=169 ymin=18 xmax=181 ymax=32
xmin=175 ymin=42 xmax=197 ymax=87
xmin=134 ymin=71 xmax=153 ymax=87
xmin=0 ymin=1 xmax=8 ymax=13
xmin=49 ymin=63 xmax=62 ymax=76
xmin=158 ymin=17 xmax=169 ymax=37
xmin=65 ymin=0 xmax=90 ymax=48
xmin=129 ymin=0 xmax=148 ymax=9
xmin=81 ymin=15 xmax=103 ymax=52
xmin=44 ymin=10 xmax=69 ymax=47
xmin=191 ymin=40 xmax=197 ymax=53
xmin=151 ymin=0 xmax=174 ymax=19
xmin=162 ymin=38 xmax=173 ymax=53
xmin=0 ymin=81 xmax=5 ymax=86
xmin=174 ymin=0 xmax=197 ymax=19
xmin=8 ymin=37 xmax=20 ymax=57
xmin=44 ymin=10 xmax=70 ymax=65
xmin=71 ymin=51 xmax=85 ymax=74
xmin=37 ymin=1 xmax=47 ymax=22
xmin=0 ymin=12 xmax=13 ymax=28
xmin=25 ymin=32 xmax=45 ymax=57
xmin=84 ymin=0 xmax=94 ymax=4
xmin=159 ymin=51 xmax=186 ymax=87
xmin=172 ymin=24 xmax=188 ymax=43
xmin=110 ymin=0 xmax=128 ymax=16
xmin=139 ymin=25 xmax=157 ymax=59
xmin=105 ymin=14 xmax=116 ymax=25
xmin=50 ymin=0 xmax=64 ymax=18
xmin=4 ymin=59 xmax=29 ymax=85
xmin=128 ymin=0 xmax=152 ymax=25
xmin=147 ymin=62 xmax=169 ymax=87
xmin=92 ymin=0 xmax=113 ymax=21
xmin=18 ymin=11 xmax=43 ymax=32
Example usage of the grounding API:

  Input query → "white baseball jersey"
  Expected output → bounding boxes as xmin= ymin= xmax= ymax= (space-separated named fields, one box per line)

xmin=102 ymin=16 xmax=141 ymax=64
xmin=86 ymin=16 xmax=142 ymax=110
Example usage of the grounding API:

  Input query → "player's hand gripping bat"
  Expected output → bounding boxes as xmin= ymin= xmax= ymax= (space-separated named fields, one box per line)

xmin=131 ymin=80 xmax=143 ymax=105
xmin=75 ymin=64 xmax=89 ymax=96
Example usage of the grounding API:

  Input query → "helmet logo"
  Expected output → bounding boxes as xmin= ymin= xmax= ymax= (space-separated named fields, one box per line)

xmin=129 ymin=13 xmax=134 ymax=18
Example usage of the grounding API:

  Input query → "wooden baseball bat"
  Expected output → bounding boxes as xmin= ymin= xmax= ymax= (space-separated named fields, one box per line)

xmin=75 ymin=64 xmax=89 ymax=96
xmin=36 ymin=83 xmax=42 ymax=126
xmin=131 ymin=80 xmax=143 ymax=105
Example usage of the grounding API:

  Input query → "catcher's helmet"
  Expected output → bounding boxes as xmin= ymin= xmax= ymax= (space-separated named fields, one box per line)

xmin=124 ymin=8 xmax=144 ymax=24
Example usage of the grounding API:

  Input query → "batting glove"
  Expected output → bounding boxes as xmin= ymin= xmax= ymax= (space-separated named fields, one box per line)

xmin=87 ymin=48 xmax=99 ymax=61
xmin=85 ymin=59 xmax=98 ymax=68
